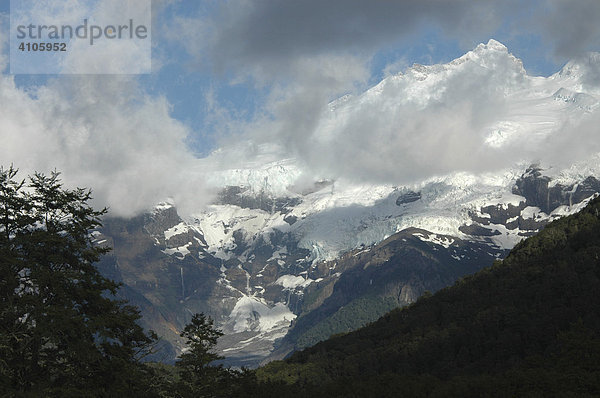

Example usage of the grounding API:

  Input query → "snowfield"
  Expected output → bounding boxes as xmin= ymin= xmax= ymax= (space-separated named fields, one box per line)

xmin=153 ymin=40 xmax=600 ymax=363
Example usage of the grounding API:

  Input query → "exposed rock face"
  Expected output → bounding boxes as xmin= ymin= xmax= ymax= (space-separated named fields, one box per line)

xmin=94 ymin=209 xmax=224 ymax=363
xmin=473 ymin=203 xmax=524 ymax=225
xmin=94 ymin=166 xmax=600 ymax=368
xmin=95 ymin=203 xmax=317 ymax=367
xmin=512 ymin=167 xmax=552 ymax=212
xmin=396 ymin=191 xmax=421 ymax=205
xmin=457 ymin=167 xmax=600 ymax=242
xmin=465 ymin=201 xmax=548 ymax=234
xmin=217 ymin=186 xmax=302 ymax=214
xmin=513 ymin=166 xmax=600 ymax=214
xmin=284 ymin=215 xmax=298 ymax=225
xmin=573 ymin=177 xmax=600 ymax=204
xmin=459 ymin=224 xmax=502 ymax=236
xmin=267 ymin=228 xmax=508 ymax=361
xmin=399 ymin=284 xmax=418 ymax=304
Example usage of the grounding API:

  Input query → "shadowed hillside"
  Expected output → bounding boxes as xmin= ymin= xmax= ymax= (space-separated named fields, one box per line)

xmin=256 ymin=196 xmax=600 ymax=397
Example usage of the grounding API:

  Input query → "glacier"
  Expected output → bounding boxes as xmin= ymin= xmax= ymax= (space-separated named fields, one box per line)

xmin=114 ymin=39 xmax=600 ymax=366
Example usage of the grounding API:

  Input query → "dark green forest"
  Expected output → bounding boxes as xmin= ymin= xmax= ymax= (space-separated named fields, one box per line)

xmin=257 ymin=195 xmax=600 ymax=397
xmin=0 ymin=167 xmax=255 ymax=397
xmin=2 ymin=165 xmax=600 ymax=397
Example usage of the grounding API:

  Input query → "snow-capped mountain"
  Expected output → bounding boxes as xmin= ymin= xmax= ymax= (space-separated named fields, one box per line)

xmin=96 ymin=40 xmax=600 ymax=366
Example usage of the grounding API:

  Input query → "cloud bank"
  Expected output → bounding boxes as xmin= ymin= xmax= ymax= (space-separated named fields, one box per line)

xmin=0 ymin=73 xmax=211 ymax=216
xmin=198 ymin=0 xmax=600 ymax=76
xmin=229 ymin=41 xmax=600 ymax=185
xmin=2 ymin=0 xmax=600 ymax=219
xmin=188 ymin=0 xmax=600 ymax=185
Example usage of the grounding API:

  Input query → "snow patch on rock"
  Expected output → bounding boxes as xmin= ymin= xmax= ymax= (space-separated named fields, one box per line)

xmin=274 ymin=275 xmax=313 ymax=290
xmin=228 ymin=295 xmax=296 ymax=333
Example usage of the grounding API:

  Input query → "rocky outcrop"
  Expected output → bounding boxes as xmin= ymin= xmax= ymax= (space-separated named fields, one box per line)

xmin=217 ymin=186 xmax=302 ymax=214
xmin=269 ymin=228 xmax=508 ymax=359
xmin=396 ymin=191 xmax=421 ymax=205
xmin=95 ymin=167 xmax=600 ymax=368
xmin=572 ymin=176 xmax=600 ymax=204
xmin=460 ymin=168 xmax=600 ymax=242
xmin=459 ymin=224 xmax=502 ymax=236
xmin=473 ymin=203 xmax=524 ymax=225
xmin=512 ymin=166 xmax=600 ymax=214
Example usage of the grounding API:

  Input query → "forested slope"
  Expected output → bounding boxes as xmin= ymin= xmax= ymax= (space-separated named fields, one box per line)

xmin=256 ymin=196 xmax=600 ymax=397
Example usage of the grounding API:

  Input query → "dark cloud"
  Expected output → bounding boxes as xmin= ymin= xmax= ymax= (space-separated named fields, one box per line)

xmin=208 ymin=0 xmax=515 ymax=77
xmin=187 ymin=1 xmax=600 ymax=186
xmin=4 ymin=0 xmax=600 ymax=218
xmin=171 ymin=0 xmax=600 ymax=82
xmin=536 ymin=0 xmax=600 ymax=60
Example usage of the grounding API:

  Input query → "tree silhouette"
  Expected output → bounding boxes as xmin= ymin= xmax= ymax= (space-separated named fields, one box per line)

xmin=0 ymin=166 xmax=156 ymax=396
xmin=175 ymin=313 xmax=229 ymax=396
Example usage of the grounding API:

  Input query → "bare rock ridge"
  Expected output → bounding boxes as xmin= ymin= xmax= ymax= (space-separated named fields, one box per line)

xmin=513 ymin=166 xmax=600 ymax=214
xmin=92 ymin=39 xmax=600 ymax=366
xmin=94 ymin=164 xmax=599 ymax=366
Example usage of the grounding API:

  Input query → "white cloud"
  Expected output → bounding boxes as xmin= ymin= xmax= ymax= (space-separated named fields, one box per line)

xmin=206 ymin=41 xmax=600 ymax=187
xmin=0 ymin=73 xmax=210 ymax=217
xmin=234 ymin=42 xmax=519 ymax=182
xmin=10 ymin=0 xmax=151 ymax=74
xmin=161 ymin=0 xmax=600 ymax=190
xmin=0 ymin=2 xmax=214 ymax=217
xmin=3 ymin=0 xmax=600 ymax=221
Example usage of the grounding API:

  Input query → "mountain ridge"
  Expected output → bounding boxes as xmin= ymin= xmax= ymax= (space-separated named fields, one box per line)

xmin=94 ymin=40 xmax=600 ymax=365
xmin=256 ymin=195 xmax=600 ymax=396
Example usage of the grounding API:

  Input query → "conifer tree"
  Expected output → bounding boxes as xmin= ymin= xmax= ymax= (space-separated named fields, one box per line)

xmin=175 ymin=313 xmax=227 ymax=397
xmin=0 ymin=166 xmax=156 ymax=396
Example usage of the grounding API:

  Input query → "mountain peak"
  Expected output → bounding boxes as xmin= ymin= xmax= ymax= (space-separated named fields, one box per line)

xmin=471 ymin=39 xmax=509 ymax=56
xmin=441 ymin=38 xmax=524 ymax=78
xmin=557 ymin=52 xmax=600 ymax=81
xmin=483 ymin=38 xmax=508 ymax=52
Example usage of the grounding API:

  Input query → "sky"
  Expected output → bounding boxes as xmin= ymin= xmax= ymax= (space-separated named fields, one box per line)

xmin=1 ymin=0 xmax=600 ymax=216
